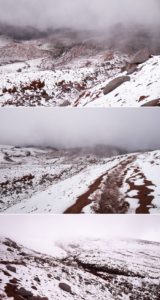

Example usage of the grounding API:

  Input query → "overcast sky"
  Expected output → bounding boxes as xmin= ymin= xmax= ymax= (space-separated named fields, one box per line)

xmin=0 ymin=215 xmax=160 ymax=255
xmin=0 ymin=108 xmax=159 ymax=151
xmin=0 ymin=0 xmax=159 ymax=30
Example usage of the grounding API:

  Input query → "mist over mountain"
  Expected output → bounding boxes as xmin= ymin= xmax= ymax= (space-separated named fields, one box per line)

xmin=0 ymin=0 xmax=160 ymax=53
xmin=0 ymin=109 xmax=159 ymax=152
xmin=0 ymin=0 xmax=160 ymax=30
xmin=0 ymin=1 xmax=160 ymax=108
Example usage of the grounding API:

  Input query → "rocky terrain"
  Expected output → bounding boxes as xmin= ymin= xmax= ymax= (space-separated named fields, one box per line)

xmin=0 ymin=145 xmax=159 ymax=214
xmin=0 ymin=236 xmax=160 ymax=300
xmin=0 ymin=24 xmax=160 ymax=107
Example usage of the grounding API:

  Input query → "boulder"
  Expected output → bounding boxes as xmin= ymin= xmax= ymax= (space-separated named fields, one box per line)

xmin=17 ymin=287 xmax=33 ymax=299
xmin=6 ymin=265 xmax=16 ymax=273
xmin=59 ymin=282 xmax=72 ymax=293
xmin=34 ymin=276 xmax=41 ymax=283
xmin=103 ymin=76 xmax=130 ymax=95
xmin=130 ymin=48 xmax=150 ymax=64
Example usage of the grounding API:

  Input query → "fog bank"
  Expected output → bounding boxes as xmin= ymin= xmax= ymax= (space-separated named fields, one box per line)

xmin=0 ymin=108 xmax=159 ymax=152
xmin=0 ymin=215 xmax=160 ymax=255
xmin=0 ymin=0 xmax=160 ymax=30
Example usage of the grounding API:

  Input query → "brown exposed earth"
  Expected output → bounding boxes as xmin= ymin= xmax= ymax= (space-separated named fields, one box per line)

xmin=64 ymin=154 xmax=157 ymax=214
xmin=64 ymin=172 xmax=107 ymax=214
xmin=64 ymin=156 xmax=135 ymax=214
xmin=125 ymin=169 xmax=155 ymax=214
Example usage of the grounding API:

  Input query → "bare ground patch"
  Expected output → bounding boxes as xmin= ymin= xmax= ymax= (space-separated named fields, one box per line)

xmin=125 ymin=168 xmax=155 ymax=214
xmin=64 ymin=156 xmax=136 ymax=214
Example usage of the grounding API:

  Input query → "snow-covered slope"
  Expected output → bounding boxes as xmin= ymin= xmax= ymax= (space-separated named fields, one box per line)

xmin=79 ymin=55 xmax=160 ymax=107
xmin=0 ymin=236 xmax=160 ymax=300
xmin=0 ymin=48 xmax=127 ymax=107
xmin=0 ymin=145 xmax=159 ymax=214
xmin=0 ymin=29 xmax=160 ymax=107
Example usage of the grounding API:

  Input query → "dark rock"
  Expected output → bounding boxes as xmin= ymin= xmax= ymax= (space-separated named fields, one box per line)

xmin=20 ymin=252 xmax=27 ymax=256
xmin=34 ymin=276 xmax=41 ymax=283
xmin=59 ymin=100 xmax=70 ymax=107
xmin=31 ymin=285 xmax=37 ymax=290
xmin=17 ymin=287 xmax=33 ymax=298
xmin=59 ymin=282 xmax=72 ymax=293
xmin=130 ymin=48 xmax=150 ymax=64
xmin=103 ymin=76 xmax=130 ymax=95
xmin=138 ymin=95 xmax=149 ymax=102
xmin=5 ymin=283 xmax=25 ymax=300
xmin=7 ymin=247 xmax=14 ymax=252
xmin=141 ymin=99 xmax=160 ymax=107
xmin=9 ymin=278 xmax=19 ymax=284
xmin=2 ymin=269 xmax=11 ymax=277
xmin=3 ymin=239 xmax=20 ymax=250
xmin=6 ymin=265 xmax=16 ymax=273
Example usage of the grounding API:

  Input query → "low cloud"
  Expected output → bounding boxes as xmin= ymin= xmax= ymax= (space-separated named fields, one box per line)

xmin=0 ymin=215 xmax=160 ymax=256
xmin=0 ymin=0 xmax=160 ymax=30
xmin=0 ymin=108 xmax=159 ymax=152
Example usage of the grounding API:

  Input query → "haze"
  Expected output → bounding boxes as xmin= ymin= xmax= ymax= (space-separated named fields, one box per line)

xmin=0 ymin=0 xmax=160 ymax=30
xmin=0 ymin=108 xmax=159 ymax=152
xmin=0 ymin=215 xmax=160 ymax=256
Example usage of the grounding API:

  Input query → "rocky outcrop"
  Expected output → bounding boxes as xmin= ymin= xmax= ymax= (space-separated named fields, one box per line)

xmin=130 ymin=48 xmax=150 ymax=64
xmin=103 ymin=76 xmax=130 ymax=95
xmin=5 ymin=284 xmax=48 ymax=300
xmin=17 ymin=287 xmax=33 ymax=298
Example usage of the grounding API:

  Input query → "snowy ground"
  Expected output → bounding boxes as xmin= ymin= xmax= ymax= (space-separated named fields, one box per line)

xmin=0 ymin=33 xmax=159 ymax=107
xmin=0 ymin=236 xmax=160 ymax=300
xmin=0 ymin=50 xmax=128 ymax=107
xmin=0 ymin=145 xmax=159 ymax=214
xmin=81 ymin=55 xmax=160 ymax=107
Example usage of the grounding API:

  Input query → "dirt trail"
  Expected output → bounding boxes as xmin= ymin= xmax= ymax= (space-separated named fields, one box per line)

xmin=64 ymin=156 xmax=135 ymax=214
xmin=64 ymin=154 xmax=155 ymax=214
xmin=64 ymin=172 xmax=107 ymax=214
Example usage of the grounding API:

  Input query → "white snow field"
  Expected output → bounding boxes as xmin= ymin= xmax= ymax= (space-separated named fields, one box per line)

xmin=0 ymin=236 xmax=160 ymax=300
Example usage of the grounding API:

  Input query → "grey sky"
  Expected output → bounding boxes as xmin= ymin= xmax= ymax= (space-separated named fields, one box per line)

xmin=0 ymin=0 xmax=159 ymax=30
xmin=0 ymin=215 xmax=160 ymax=255
xmin=0 ymin=108 xmax=159 ymax=151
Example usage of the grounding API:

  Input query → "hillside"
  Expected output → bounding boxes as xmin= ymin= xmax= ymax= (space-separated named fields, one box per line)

xmin=0 ymin=145 xmax=159 ymax=214
xmin=0 ymin=26 xmax=160 ymax=107
xmin=0 ymin=236 xmax=160 ymax=299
